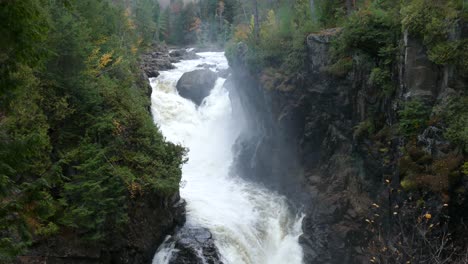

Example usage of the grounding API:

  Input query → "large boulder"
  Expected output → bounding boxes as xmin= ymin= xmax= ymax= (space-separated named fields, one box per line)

xmin=176 ymin=69 xmax=218 ymax=105
xmin=166 ymin=227 xmax=223 ymax=264
xmin=170 ymin=49 xmax=200 ymax=61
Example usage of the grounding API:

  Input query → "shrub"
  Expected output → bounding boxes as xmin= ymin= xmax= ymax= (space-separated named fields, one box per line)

xmin=402 ymin=0 xmax=466 ymax=75
xmin=331 ymin=2 xmax=400 ymax=61
xmin=440 ymin=96 xmax=468 ymax=152
xmin=369 ymin=67 xmax=394 ymax=95
xmin=325 ymin=57 xmax=353 ymax=77
xmin=398 ymin=100 xmax=431 ymax=137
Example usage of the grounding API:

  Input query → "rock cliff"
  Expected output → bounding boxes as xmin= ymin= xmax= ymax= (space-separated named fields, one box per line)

xmin=228 ymin=24 xmax=467 ymax=263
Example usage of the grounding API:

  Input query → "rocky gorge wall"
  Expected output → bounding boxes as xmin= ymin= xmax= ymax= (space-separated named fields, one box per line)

xmin=228 ymin=24 xmax=467 ymax=263
xmin=17 ymin=185 xmax=185 ymax=264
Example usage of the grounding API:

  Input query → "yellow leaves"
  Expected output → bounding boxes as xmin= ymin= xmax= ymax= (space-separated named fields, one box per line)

xmin=266 ymin=9 xmax=276 ymax=27
xmin=137 ymin=37 xmax=143 ymax=47
xmin=260 ymin=9 xmax=277 ymax=39
xmin=99 ymin=51 xmax=114 ymax=69
xmin=113 ymin=119 xmax=124 ymax=135
xmin=190 ymin=17 xmax=202 ymax=33
xmin=95 ymin=37 xmax=108 ymax=46
xmin=233 ymin=24 xmax=251 ymax=42
xmin=86 ymin=48 xmax=124 ymax=76
xmin=131 ymin=45 xmax=138 ymax=55
xmin=128 ymin=182 xmax=143 ymax=199
xmin=250 ymin=15 xmax=255 ymax=32
xmin=114 ymin=56 xmax=123 ymax=66
xmin=125 ymin=8 xmax=136 ymax=30
xmin=130 ymin=38 xmax=143 ymax=55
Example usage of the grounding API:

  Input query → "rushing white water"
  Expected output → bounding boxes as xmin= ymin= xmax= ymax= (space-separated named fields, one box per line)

xmin=151 ymin=52 xmax=304 ymax=264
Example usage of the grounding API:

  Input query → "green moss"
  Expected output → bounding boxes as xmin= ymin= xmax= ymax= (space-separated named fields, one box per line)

xmin=325 ymin=57 xmax=353 ymax=77
xmin=401 ymin=178 xmax=418 ymax=191
xmin=353 ymin=119 xmax=375 ymax=139
xmin=463 ymin=162 xmax=468 ymax=176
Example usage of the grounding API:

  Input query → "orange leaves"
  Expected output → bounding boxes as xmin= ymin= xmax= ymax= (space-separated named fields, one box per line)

xmin=128 ymin=182 xmax=143 ymax=199
xmin=125 ymin=8 xmax=136 ymax=30
xmin=189 ymin=17 xmax=202 ymax=33
xmin=99 ymin=51 xmax=114 ymax=69
xmin=113 ymin=119 xmax=124 ymax=136
xmin=131 ymin=45 xmax=138 ymax=55
xmin=233 ymin=24 xmax=251 ymax=42
xmin=86 ymin=47 xmax=123 ymax=76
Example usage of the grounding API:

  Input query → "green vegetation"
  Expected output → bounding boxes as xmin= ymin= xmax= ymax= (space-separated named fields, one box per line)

xmin=402 ymin=0 xmax=468 ymax=75
xmin=398 ymin=99 xmax=432 ymax=137
xmin=224 ymin=0 xmax=319 ymax=89
xmin=160 ymin=0 xmax=242 ymax=46
xmin=0 ymin=0 xmax=185 ymax=261
xmin=440 ymin=96 xmax=468 ymax=152
xmin=1 ymin=0 xmax=466 ymax=261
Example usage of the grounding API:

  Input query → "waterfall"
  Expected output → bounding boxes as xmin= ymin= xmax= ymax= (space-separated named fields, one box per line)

xmin=151 ymin=51 xmax=304 ymax=264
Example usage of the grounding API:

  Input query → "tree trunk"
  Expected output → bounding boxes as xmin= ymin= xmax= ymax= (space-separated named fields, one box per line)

xmin=345 ymin=0 xmax=354 ymax=15
xmin=309 ymin=0 xmax=317 ymax=23
xmin=252 ymin=0 xmax=259 ymax=40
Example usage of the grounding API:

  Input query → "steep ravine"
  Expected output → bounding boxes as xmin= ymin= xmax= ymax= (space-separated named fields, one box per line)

xmin=228 ymin=25 xmax=467 ymax=263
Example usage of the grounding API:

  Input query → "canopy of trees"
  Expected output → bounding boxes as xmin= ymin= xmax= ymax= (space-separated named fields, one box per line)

xmin=0 ymin=0 xmax=185 ymax=261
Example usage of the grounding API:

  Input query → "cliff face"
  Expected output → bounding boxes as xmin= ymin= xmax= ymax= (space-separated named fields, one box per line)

xmin=18 ymin=193 xmax=185 ymax=264
xmin=228 ymin=24 xmax=467 ymax=263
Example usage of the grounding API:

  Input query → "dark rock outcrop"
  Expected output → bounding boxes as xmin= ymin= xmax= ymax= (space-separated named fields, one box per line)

xmin=170 ymin=49 xmax=201 ymax=61
xmin=176 ymin=69 xmax=218 ymax=105
xmin=141 ymin=44 xmax=175 ymax=79
xmin=216 ymin=68 xmax=230 ymax=78
xmin=17 ymin=193 xmax=186 ymax=264
xmin=162 ymin=227 xmax=223 ymax=264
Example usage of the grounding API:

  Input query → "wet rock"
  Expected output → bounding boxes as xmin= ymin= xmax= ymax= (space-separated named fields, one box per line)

xmin=140 ymin=44 xmax=175 ymax=80
xmin=217 ymin=68 xmax=230 ymax=78
xmin=197 ymin=63 xmax=216 ymax=69
xmin=146 ymin=69 xmax=159 ymax=78
xmin=307 ymin=28 xmax=341 ymax=73
xmin=196 ymin=63 xmax=229 ymax=78
xmin=170 ymin=49 xmax=200 ymax=60
xmin=176 ymin=69 xmax=218 ymax=105
xmin=166 ymin=227 xmax=223 ymax=264
xmin=403 ymin=31 xmax=440 ymax=102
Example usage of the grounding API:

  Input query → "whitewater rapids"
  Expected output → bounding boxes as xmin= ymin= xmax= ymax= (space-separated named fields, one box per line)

xmin=151 ymin=52 xmax=304 ymax=264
